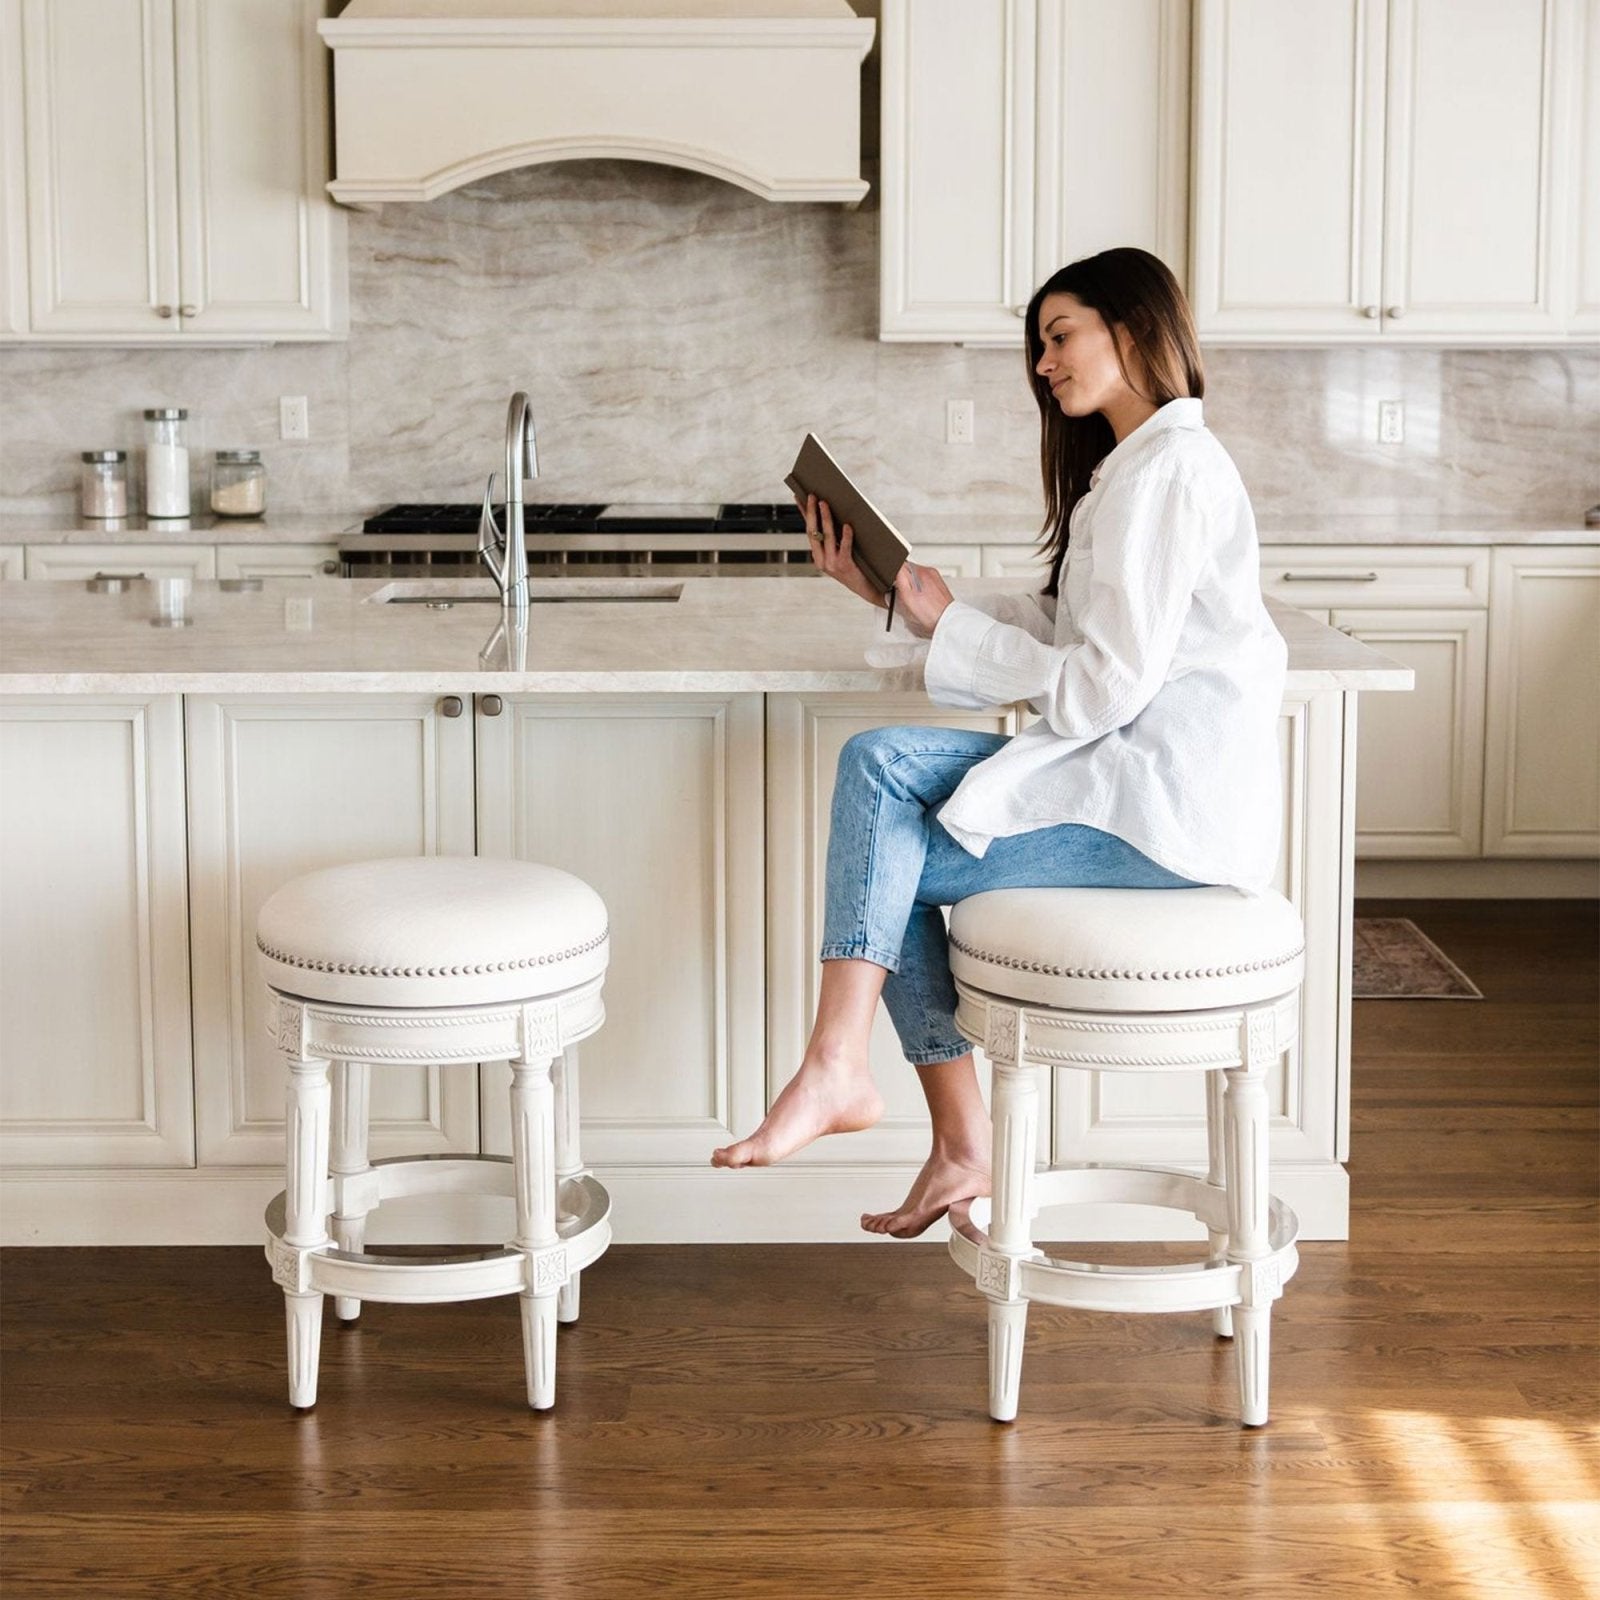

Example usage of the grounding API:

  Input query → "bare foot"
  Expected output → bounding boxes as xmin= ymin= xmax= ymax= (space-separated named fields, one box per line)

xmin=861 ymin=1149 xmax=990 ymax=1239
xmin=711 ymin=1054 xmax=883 ymax=1168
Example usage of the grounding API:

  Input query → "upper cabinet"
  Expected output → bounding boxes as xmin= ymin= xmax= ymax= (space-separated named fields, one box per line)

xmin=0 ymin=0 xmax=346 ymax=343
xmin=1191 ymin=0 xmax=1593 ymax=344
xmin=878 ymin=0 xmax=1191 ymax=345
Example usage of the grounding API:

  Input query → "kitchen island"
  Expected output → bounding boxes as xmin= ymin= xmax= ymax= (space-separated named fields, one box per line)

xmin=0 ymin=575 xmax=1410 ymax=1245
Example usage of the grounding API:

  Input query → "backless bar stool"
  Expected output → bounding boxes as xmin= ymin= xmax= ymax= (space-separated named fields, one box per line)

xmin=944 ymin=884 xmax=1305 ymax=1426
xmin=255 ymin=856 xmax=612 ymax=1411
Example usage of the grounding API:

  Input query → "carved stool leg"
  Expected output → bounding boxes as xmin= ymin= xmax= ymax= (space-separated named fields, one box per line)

xmin=284 ymin=1053 xmax=332 ymax=1409
xmin=511 ymin=1056 xmax=560 ymax=1410
xmin=554 ymin=1045 xmax=583 ymax=1325
xmin=1224 ymin=1009 xmax=1276 ymax=1427
xmin=329 ymin=1059 xmax=372 ymax=1324
xmin=984 ymin=1005 xmax=1037 ymax=1423
xmin=1205 ymin=1067 xmax=1233 ymax=1340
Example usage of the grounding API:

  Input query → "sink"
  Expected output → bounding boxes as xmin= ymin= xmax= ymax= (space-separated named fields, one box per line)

xmin=367 ymin=578 xmax=684 ymax=606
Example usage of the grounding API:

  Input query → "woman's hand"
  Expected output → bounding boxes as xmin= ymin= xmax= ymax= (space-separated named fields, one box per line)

xmin=890 ymin=559 xmax=954 ymax=638
xmin=799 ymin=493 xmax=891 ymax=610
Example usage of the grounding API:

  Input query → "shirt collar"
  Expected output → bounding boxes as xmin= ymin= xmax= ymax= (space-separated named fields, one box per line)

xmin=1088 ymin=396 xmax=1204 ymax=488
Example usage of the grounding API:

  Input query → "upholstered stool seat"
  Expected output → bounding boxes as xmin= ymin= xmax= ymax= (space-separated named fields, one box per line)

xmin=944 ymin=884 xmax=1306 ymax=1427
xmin=257 ymin=856 xmax=612 ymax=1412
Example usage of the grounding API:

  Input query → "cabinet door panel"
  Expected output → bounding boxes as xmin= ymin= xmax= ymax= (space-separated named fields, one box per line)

xmin=879 ymin=0 xmax=1036 ymax=341
xmin=0 ymin=695 xmax=193 ymax=1167
xmin=214 ymin=544 xmax=339 ymax=580
xmin=1191 ymin=0 xmax=1387 ymax=336
xmin=1483 ymin=548 xmax=1600 ymax=854
xmin=186 ymin=695 xmax=478 ymax=1165
xmin=173 ymin=0 xmax=343 ymax=336
xmin=1381 ymin=0 xmax=1562 ymax=334
xmin=476 ymin=695 xmax=765 ymax=1166
xmin=1573 ymin=0 xmax=1600 ymax=333
xmin=15 ymin=0 xmax=180 ymax=334
xmin=766 ymin=692 xmax=1025 ymax=1164
xmin=1331 ymin=608 xmax=1487 ymax=857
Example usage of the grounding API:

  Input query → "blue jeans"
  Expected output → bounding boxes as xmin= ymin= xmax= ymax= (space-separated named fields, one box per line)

xmin=819 ymin=725 xmax=1209 ymax=1065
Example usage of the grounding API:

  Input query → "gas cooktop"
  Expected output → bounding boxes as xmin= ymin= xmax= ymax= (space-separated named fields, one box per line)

xmin=361 ymin=502 xmax=808 ymax=535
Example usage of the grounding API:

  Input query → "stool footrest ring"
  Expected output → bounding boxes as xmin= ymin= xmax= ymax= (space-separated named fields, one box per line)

xmin=265 ymin=1169 xmax=611 ymax=1306
xmin=949 ymin=1162 xmax=1299 ymax=1316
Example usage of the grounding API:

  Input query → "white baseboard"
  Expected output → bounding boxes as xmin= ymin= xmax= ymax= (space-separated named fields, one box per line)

xmin=0 ymin=1160 xmax=1350 ymax=1245
xmin=1355 ymin=857 xmax=1599 ymax=898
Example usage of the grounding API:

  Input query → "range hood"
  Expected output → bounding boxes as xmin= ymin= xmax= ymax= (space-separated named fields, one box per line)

xmin=318 ymin=0 xmax=875 ymax=207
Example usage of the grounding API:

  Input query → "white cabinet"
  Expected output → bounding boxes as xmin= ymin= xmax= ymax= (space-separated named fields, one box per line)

xmin=0 ymin=694 xmax=195 ymax=1168
xmin=1191 ymin=0 xmax=1586 ymax=343
xmin=1261 ymin=546 xmax=1491 ymax=857
xmin=1572 ymin=0 xmax=1600 ymax=334
xmin=765 ymin=693 xmax=1024 ymax=1163
xmin=184 ymin=694 xmax=478 ymax=1166
xmin=475 ymin=694 xmax=767 ymax=1167
xmin=0 ymin=0 xmax=345 ymax=343
xmin=24 ymin=543 xmax=217 ymax=580
xmin=879 ymin=0 xmax=1190 ymax=344
xmin=1482 ymin=545 xmax=1600 ymax=856
xmin=914 ymin=543 xmax=984 ymax=577
xmin=215 ymin=545 xmax=340 ymax=580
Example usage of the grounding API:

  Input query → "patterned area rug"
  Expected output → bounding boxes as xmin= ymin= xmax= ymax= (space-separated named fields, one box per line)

xmin=1352 ymin=917 xmax=1483 ymax=1000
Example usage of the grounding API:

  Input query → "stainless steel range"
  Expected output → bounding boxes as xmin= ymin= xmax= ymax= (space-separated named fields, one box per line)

xmin=337 ymin=501 xmax=818 ymax=578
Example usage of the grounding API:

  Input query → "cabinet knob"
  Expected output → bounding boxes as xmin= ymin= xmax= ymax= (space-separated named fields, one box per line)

xmin=155 ymin=304 xmax=174 ymax=319
xmin=1386 ymin=306 xmax=1405 ymax=319
xmin=179 ymin=304 xmax=198 ymax=318
xmin=479 ymin=694 xmax=504 ymax=717
xmin=1012 ymin=304 xmax=1028 ymax=318
xmin=439 ymin=695 xmax=464 ymax=718
xmin=1361 ymin=305 xmax=1380 ymax=319
xmin=320 ymin=559 xmax=338 ymax=575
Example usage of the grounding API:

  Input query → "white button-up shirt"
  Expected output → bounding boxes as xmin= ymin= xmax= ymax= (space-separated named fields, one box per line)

xmin=917 ymin=396 xmax=1287 ymax=896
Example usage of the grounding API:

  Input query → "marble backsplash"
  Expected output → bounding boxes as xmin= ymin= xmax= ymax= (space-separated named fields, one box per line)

xmin=2 ymin=159 xmax=1596 ymax=523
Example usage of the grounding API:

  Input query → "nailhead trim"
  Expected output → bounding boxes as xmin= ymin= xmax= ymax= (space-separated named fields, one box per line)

xmin=256 ymin=926 xmax=608 ymax=979
xmin=948 ymin=932 xmax=1304 ymax=982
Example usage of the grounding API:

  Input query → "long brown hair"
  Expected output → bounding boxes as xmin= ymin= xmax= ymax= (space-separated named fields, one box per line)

xmin=1024 ymin=248 xmax=1205 ymax=597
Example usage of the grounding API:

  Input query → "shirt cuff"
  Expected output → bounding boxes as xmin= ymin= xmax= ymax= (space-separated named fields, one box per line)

xmin=922 ymin=600 xmax=1001 ymax=705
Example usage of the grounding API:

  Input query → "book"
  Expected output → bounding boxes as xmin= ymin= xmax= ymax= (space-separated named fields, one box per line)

xmin=784 ymin=434 xmax=913 ymax=629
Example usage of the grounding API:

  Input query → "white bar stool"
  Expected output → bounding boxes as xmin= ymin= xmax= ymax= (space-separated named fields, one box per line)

xmin=944 ymin=884 xmax=1306 ymax=1426
xmin=255 ymin=856 xmax=612 ymax=1412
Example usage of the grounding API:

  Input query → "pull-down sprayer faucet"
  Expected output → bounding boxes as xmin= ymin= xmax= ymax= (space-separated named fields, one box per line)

xmin=478 ymin=391 xmax=539 ymax=622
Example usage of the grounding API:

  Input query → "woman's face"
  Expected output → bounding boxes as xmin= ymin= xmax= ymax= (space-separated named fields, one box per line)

xmin=1034 ymin=291 xmax=1145 ymax=419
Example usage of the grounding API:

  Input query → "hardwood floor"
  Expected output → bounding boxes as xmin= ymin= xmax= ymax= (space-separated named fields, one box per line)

xmin=3 ymin=899 xmax=1596 ymax=1598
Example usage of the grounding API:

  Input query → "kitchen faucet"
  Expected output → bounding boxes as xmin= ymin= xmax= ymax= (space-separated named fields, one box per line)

xmin=478 ymin=391 xmax=540 ymax=622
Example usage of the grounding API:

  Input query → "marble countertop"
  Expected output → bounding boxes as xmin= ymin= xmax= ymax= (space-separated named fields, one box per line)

xmin=0 ymin=575 xmax=1413 ymax=694
xmin=0 ymin=509 xmax=1594 ymax=546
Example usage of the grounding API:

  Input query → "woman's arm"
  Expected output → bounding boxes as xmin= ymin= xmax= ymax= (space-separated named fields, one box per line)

xmin=922 ymin=471 xmax=1208 ymax=737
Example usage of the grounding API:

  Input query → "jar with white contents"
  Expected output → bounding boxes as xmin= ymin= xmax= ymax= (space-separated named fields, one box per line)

xmin=143 ymin=408 xmax=191 ymax=518
xmin=210 ymin=449 xmax=267 ymax=518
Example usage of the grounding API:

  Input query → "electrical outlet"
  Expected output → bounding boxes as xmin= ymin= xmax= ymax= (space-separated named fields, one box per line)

xmin=279 ymin=396 xmax=309 ymax=441
xmin=946 ymin=399 xmax=975 ymax=444
xmin=1378 ymin=400 xmax=1404 ymax=445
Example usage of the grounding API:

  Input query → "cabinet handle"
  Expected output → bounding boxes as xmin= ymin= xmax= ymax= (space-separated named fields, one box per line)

xmin=1386 ymin=306 xmax=1405 ymax=319
xmin=320 ymin=559 xmax=339 ymax=575
xmin=439 ymin=695 xmax=464 ymax=718
xmin=155 ymin=304 xmax=174 ymax=319
xmin=1279 ymin=571 xmax=1379 ymax=582
xmin=1361 ymin=305 xmax=1380 ymax=319
xmin=479 ymin=694 xmax=504 ymax=717
xmin=179 ymin=304 xmax=198 ymax=318
xmin=1012 ymin=304 xmax=1028 ymax=317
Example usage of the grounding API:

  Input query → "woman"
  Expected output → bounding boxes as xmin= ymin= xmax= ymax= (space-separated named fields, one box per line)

xmin=711 ymin=247 xmax=1287 ymax=1239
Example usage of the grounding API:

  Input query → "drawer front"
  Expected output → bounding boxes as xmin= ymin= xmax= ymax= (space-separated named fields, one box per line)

xmin=1259 ymin=546 xmax=1489 ymax=608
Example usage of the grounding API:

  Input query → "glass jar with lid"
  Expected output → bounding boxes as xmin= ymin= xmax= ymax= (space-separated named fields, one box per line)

xmin=79 ymin=451 xmax=129 ymax=519
xmin=210 ymin=449 xmax=267 ymax=518
xmin=143 ymin=407 xmax=191 ymax=518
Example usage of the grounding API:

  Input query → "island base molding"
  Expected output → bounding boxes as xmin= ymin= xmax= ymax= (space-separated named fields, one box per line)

xmin=0 ymin=1162 xmax=1350 ymax=1246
